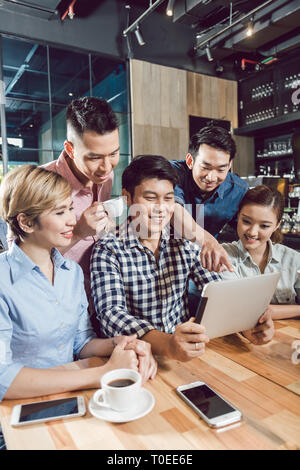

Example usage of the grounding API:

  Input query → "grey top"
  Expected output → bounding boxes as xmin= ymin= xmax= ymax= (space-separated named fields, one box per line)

xmin=222 ymin=239 xmax=300 ymax=305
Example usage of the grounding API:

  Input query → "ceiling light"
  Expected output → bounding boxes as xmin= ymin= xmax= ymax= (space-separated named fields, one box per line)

xmin=134 ymin=25 xmax=145 ymax=46
xmin=215 ymin=62 xmax=224 ymax=74
xmin=166 ymin=0 xmax=175 ymax=16
xmin=205 ymin=45 xmax=213 ymax=62
xmin=246 ymin=17 xmax=254 ymax=37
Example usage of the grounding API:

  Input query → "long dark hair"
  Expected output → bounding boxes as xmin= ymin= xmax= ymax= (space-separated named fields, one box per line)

xmin=238 ymin=185 xmax=284 ymax=244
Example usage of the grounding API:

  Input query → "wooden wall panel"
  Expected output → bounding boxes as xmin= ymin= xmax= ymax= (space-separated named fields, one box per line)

xmin=130 ymin=60 xmax=188 ymax=160
xmin=186 ymin=72 xmax=238 ymax=127
xmin=130 ymin=59 xmax=254 ymax=175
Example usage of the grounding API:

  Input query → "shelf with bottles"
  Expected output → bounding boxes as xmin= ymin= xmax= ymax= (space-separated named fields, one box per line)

xmin=256 ymin=157 xmax=294 ymax=179
xmin=288 ymin=184 xmax=300 ymax=199
xmin=235 ymin=110 xmax=300 ymax=137
xmin=251 ymin=81 xmax=275 ymax=102
xmin=236 ymin=52 xmax=300 ymax=134
xmin=283 ymin=73 xmax=300 ymax=92
xmin=255 ymin=133 xmax=294 ymax=165
xmin=281 ymin=209 xmax=300 ymax=235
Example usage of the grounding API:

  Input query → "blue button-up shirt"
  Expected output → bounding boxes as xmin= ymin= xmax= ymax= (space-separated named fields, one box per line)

xmin=0 ymin=218 xmax=7 ymax=251
xmin=170 ymin=160 xmax=248 ymax=237
xmin=0 ymin=242 xmax=96 ymax=402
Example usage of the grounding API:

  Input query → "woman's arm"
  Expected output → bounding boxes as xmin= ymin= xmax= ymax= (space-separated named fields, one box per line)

xmin=4 ymin=366 xmax=105 ymax=400
xmin=4 ymin=338 xmax=138 ymax=400
xmin=268 ymin=304 xmax=300 ymax=320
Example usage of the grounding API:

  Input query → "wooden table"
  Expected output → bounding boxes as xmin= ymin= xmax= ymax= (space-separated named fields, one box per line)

xmin=1 ymin=320 xmax=299 ymax=450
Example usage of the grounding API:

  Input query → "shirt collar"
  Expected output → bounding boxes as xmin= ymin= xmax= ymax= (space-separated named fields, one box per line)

xmin=7 ymin=241 xmax=71 ymax=283
xmin=267 ymin=240 xmax=281 ymax=263
xmin=236 ymin=238 xmax=280 ymax=264
xmin=57 ymin=150 xmax=113 ymax=198
xmin=56 ymin=150 xmax=84 ymax=194
xmin=117 ymin=218 xmax=182 ymax=250
xmin=193 ymin=172 xmax=230 ymax=201
xmin=214 ymin=173 xmax=232 ymax=200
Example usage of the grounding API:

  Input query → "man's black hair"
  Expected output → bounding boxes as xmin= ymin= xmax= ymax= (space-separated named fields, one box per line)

xmin=122 ymin=155 xmax=179 ymax=198
xmin=189 ymin=126 xmax=236 ymax=161
xmin=66 ymin=97 xmax=119 ymax=136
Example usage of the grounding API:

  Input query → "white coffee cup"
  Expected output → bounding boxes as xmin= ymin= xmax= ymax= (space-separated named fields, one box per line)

xmin=102 ymin=196 xmax=126 ymax=219
xmin=93 ymin=369 xmax=141 ymax=412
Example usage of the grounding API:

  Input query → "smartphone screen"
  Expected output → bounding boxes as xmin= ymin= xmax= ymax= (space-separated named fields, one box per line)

xmin=19 ymin=397 xmax=79 ymax=423
xmin=181 ymin=384 xmax=236 ymax=419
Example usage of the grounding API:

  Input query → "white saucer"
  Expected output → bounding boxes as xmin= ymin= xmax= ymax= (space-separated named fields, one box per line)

xmin=88 ymin=388 xmax=155 ymax=423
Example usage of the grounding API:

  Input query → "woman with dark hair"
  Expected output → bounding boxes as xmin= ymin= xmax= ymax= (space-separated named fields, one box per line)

xmin=222 ymin=185 xmax=300 ymax=320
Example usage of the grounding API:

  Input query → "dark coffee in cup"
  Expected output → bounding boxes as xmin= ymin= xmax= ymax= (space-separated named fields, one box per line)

xmin=95 ymin=369 xmax=141 ymax=411
xmin=108 ymin=378 xmax=135 ymax=388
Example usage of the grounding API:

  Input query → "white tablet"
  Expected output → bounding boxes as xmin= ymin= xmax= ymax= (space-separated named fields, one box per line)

xmin=194 ymin=272 xmax=280 ymax=339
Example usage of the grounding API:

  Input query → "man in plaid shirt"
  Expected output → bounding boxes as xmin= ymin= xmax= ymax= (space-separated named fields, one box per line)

xmin=90 ymin=155 xmax=220 ymax=362
xmin=91 ymin=155 xmax=274 ymax=361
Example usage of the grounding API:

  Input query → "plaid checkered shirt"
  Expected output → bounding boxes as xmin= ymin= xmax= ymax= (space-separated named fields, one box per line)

xmin=90 ymin=219 xmax=221 ymax=338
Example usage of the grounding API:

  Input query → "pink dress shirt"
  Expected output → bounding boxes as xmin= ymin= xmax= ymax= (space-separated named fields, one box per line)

xmin=43 ymin=150 xmax=114 ymax=301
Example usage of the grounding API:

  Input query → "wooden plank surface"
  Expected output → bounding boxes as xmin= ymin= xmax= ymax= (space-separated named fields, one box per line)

xmin=1 ymin=322 xmax=300 ymax=450
xmin=207 ymin=320 xmax=300 ymax=394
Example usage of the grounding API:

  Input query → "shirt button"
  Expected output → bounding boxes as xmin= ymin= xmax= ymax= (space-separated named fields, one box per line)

xmin=60 ymin=344 xmax=65 ymax=349
xmin=56 ymin=301 xmax=59 ymax=305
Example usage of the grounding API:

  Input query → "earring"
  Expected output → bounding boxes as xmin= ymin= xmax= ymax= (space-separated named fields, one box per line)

xmin=64 ymin=142 xmax=74 ymax=159
xmin=186 ymin=153 xmax=193 ymax=168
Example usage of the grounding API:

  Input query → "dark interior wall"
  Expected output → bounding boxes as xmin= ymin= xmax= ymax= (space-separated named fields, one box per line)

xmin=0 ymin=0 xmax=122 ymax=58
xmin=0 ymin=0 xmax=235 ymax=80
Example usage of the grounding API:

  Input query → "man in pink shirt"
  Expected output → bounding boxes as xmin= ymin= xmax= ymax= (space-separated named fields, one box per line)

xmin=42 ymin=97 xmax=232 ymax=318
xmin=43 ymin=97 xmax=120 ymax=307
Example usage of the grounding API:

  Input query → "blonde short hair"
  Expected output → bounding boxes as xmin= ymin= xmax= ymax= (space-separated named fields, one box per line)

xmin=0 ymin=164 xmax=72 ymax=241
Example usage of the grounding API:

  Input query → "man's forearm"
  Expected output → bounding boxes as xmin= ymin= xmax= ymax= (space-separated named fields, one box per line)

xmin=172 ymin=203 xmax=233 ymax=272
xmin=173 ymin=203 xmax=212 ymax=246
xmin=141 ymin=330 xmax=172 ymax=357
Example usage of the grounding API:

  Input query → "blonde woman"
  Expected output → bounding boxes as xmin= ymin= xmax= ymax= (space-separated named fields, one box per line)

xmin=222 ymin=185 xmax=300 ymax=320
xmin=0 ymin=165 xmax=156 ymax=402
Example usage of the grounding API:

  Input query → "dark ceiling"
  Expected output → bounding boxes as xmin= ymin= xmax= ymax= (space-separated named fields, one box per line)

xmin=1 ymin=1 xmax=300 ymax=67
xmin=1 ymin=0 xmax=300 ymax=152
xmin=126 ymin=0 xmax=300 ymax=68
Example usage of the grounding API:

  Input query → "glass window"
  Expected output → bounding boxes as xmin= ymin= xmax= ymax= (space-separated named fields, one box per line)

xmin=49 ymin=47 xmax=90 ymax=105
xmin=1 ymin=36 xmax=130 ymax=196
xmin=3 ymin=38 xmax=48 ymax=102
xmin=5 ymin=98 xmax=51 ymax=162
xmin=91 ymin=57 xmax=128 ymax=113
xmin=52 ymin=105 xmax=67 ymax=154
